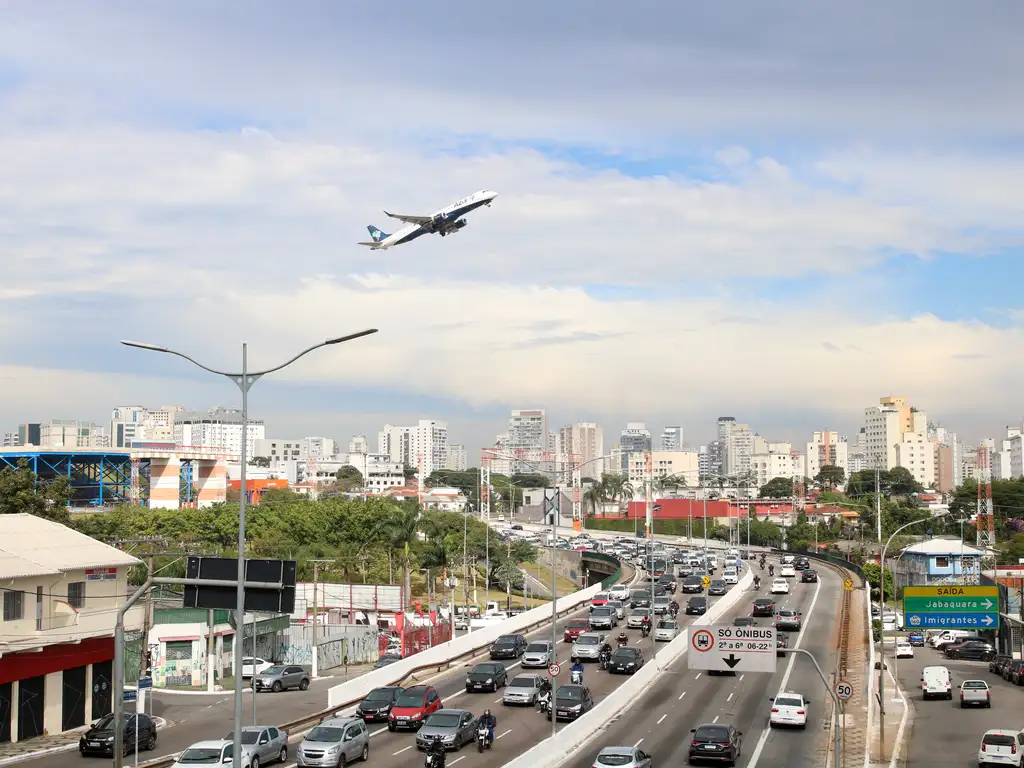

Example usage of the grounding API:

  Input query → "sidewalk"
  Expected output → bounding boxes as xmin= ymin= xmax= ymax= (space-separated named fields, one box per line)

xmin=0 ymin=728 xmax=85 ymax=766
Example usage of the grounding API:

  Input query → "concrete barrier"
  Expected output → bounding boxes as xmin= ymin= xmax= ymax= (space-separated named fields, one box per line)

xmin=503 ymin=567 xmax=756 ymax=768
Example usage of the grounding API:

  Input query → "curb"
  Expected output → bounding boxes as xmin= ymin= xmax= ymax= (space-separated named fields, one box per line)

xmin=0 ymin=719 xmax=170 ymax=767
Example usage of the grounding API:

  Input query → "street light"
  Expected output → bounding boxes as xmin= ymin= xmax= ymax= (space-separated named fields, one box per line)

xmin=120 ymin=329 xmax=378 ymax=765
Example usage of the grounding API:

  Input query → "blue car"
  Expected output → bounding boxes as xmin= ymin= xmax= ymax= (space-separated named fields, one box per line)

xmin=908 ymin=632 xmax=925 ymax=647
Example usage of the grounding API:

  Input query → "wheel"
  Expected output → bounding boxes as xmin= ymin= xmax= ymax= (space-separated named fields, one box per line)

xmin=478 ymin=739 xmax=484 ymax=753
xmin=146 ymin=733 xmax=157 ymax=751
xmin=278 ymin=746 xmax=288 ymax=763
xmin=271 ymin=681 xmax=283 ymax=692
xmin=388 ymin=722 xmax=396 ymax=732
xmin=252 ymin=757 xmax=261 ymax=768
xmin=360 ymin=743 xmax=369 ymax=762
xmin=299 ymin=678 xmax=310 ymax=691
xmin=336 ymin=754 xmax=345 ymax=768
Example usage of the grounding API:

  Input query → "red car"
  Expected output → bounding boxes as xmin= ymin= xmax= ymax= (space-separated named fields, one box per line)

xmin=563 ymin=619 xmax=589 ymax=642
xmin=387 ymin=684 xmax=441 ymax=731
xmin=590 ymin=592 xmax=609 ymax=609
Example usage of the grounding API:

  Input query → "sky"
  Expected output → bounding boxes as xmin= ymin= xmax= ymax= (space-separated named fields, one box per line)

xmin=1 ymin=1 xmax=1023 ymax=455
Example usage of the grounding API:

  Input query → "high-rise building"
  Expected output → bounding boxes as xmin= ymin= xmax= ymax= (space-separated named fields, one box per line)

xmin=2 ymin=432 xmax=18 ymax=447
xmin=659 ymin=426 xmax=683 ymax=451
xmin=378 ymin=420 xmax=449 ymax=478
xmin=805 ymin=431 xmax=850 ymax=482
xmin=862 ymin=398 xmax=907 ymax=470
xmin=39 ymin=419 xmax=110 ymax=449
xmin=174 ymin=407 xmax=265 ymax=457
xmin=619 ymin=422 xmax=652 ymax=472
xmin=929 ymin=425 xmax=963 ymax=488
xmin=723 ymin=422 xmax=754 ymax=477
xmin=698 ymin=445 xmax=711 ymax=481
xmin=349 ymin=435 xmax=369 ymax=454
xmin=446 ymin=444 xmax=467 ymax=471
xmin=556 ymin=422 xmax=605 ymax=476
xmin=895 ymin=431 xmax=935 ymax=488
xmin=506 ymin=409 xmax=548 ymax=474
xmin=303 ymin=437 xmax=337 ymax=459
xmin=750 ymin=442 xmax=804 ymax=490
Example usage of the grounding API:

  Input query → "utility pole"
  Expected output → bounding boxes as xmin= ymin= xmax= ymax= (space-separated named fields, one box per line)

xmin=875 ymin=465 xmax=882 ymax=544
xmin=108 ymin=537 xmax=169 ymax=684
xmin=309 ymin=559 xmax=336 ymax=679
xmin=506 ymin=539 xmax=512 ymax=612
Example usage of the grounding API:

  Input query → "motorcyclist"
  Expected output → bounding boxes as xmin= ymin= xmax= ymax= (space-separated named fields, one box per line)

xmin=753 ymin=575 xmax=761 ymax=590
xmin=768 ymin=564 xmax=775 ymax=577
xmin=426 ymin=739 xmax=446 ymax=768
xmin=598 ymin=641 xmax=612 ymax=668
xmin=668 ymin=599 xmax=679 ymax=616
xmin=537 ymin=678 xmax=552 ymax=711
xmin=641 ymin=614 xmax=652 ymax=637
xmin=479 ymin=709 xmax=497 ymax=745
xmin=570 ymin=660 xmax=585 ymax=684
xmin=617 ymin=631 xmax=628 ymax=647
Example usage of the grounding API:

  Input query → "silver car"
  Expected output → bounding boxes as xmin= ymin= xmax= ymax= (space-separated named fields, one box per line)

xmin=653 ymin=619 xmax=680 ymax=642
xmin=297 ymin=717 xmax=369 ymax=767
xmin=589 ymin=606 xmax=617 ymax=630
xmin=627 ymin=608 xmax=651 ymax=629
xmin=172 ymin=741 xmax=257 ymax=768
xmin=522 ymin=641 xmax=553 ymax=668
xmin=225 ymin=727 xmax=289 ymax=766
xmin=606 ymin=600 xmax=626 ymax=619
xmin=593 ymin=745 xmax=653 ymax=768
xmin=255 ymin=664 xmax=310 ymax=693
xmin=502 ymin=674 xmax=544 ymax=706
xmin=414 ymin=710 xmax=477 ymax=751
xmin=571 ymin=632 xmax=605 ymax=662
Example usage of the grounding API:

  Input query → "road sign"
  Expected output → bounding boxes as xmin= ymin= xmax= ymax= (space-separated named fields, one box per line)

xmin=687 ymin=624 xmax=777 ymax=673
xmin=835 ymin=680 xmax=853 ymax=701
xmin=547 ymin=662 xmax=561 ymax=677
xmin=543 ymin=488 xmax=561 ymax=525
xmin=843 ymin=579 xmax=854 ymax=591
xmin=184 ymin=556 xmax=297 ymax=613
xmin=701 ymin=576 xmax=711 ymax=589
xmin=123 ymin=690 xmax=137 ymax=702
xmin=902 ymin=585 xmax=1000 ymax=630
xmin=137 ymin=677 xmax=153 ymax=690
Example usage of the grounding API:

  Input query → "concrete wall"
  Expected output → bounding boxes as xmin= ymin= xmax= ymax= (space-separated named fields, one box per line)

xmin=533 ymin=548 xmax=583 ymax=586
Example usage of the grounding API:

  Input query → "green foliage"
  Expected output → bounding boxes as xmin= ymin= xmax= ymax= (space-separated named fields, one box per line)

xmin=0 ymin=459 xmax=72 ymax=524
xmin=861 ymin=562 xmax=895 ymax=601
xmin=847 ymin=468 xmax=923 ymax=498
xmin=814 ymin=464 xmax=846 ymax=490
xmin=759 ymin=476 xmax=793 ymax=499
xmin=335 ymin=465 xmax=364 ymax=492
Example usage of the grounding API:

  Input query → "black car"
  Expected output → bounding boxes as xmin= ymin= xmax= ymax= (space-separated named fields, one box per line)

xmin=658 ymin=573 xmax=677 ymax=593
xmin=793 ymin=557 xmax=810 ymax=571
xmin=733 ymin=616 xmax=756 ymax=627
xmin=801 ymin=569 xmax=818 ymax=583
xmin=629 ymin=590 xmax=652 ymax=609
xmin=548 ymin=684 xmax=595 ymax=721
xmin=489 ymin=634 xmax=527 ymax=660
xmin=686 ymin=596 xmax=707 ymax=615
xmin=466 ymin=662 xmax=508 ymax=692
xmin=681 ymin=576 xmax=704 ymax=594
xmin=1003 ymin=659 xmax=1024 ymax=683
xmin=990 ymin=655 xmax=1013 ymax=675
xmin=688 ymin=723 xmax=742 ymax=764
xmin=945 ymin=641 xmax=996 ymax=661
xmin=607 ymin=647 xmax=645 ymax=674
xmin=776 ymin=633 xmax=789 ymax=657
xmin=80 ymin=713 xmax=157 ymax=757
xmin=375 ymin=653 xmax=402 ymax=669
xmin=752 ymin=598 xmax=775 ymax=617
xmin=707 ymin=579 xmax=728 ymax=596
xmin=357 ymin=686 xmax=403 ymax=722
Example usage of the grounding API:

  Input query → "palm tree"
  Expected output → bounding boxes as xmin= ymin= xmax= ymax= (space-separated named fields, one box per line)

xmin=656 ymin=473 xmax=688 ymax=495
xmin=385 ymin=506 xmax=420 ymax=607
xmin=583 ymin=484 xmax=604 ymax=518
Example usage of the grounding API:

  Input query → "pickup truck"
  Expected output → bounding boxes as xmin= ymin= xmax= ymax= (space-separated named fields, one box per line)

xmin=959 ymin=680 xmax=991 ymax=708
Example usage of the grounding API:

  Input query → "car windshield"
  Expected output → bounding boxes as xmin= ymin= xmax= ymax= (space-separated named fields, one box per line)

xmin=596 ymin=753 xmax=634 ymax=766
xmin=983 ymin=734 xmax=1015 ymax=747
xmin=657 ymin=621 xmax=677 ymax=629
xmin=755 ymin=599 xmax=772 ymax=605
xmin=92 ymin=714 xmax=117 ymax=730
xmin=494 ymin=636 xmax=516 ymax=646
xmin=778 ymin=611 xmax=795 ymax=617
xmin=225 ymin=731 xmax=260 ymax=745
xmin=425 ymin=713 xmax=462 ymax=728
xmin=508 ymin=676 xmax=536 ymax=688
xmin=775 ymin=696 xmax=803 ymax=707
xmin=612 ymin=649 xmax=637 ymax=659
xmin=593 ymin=607 xmax=612 ymax=614
xmin=962 ymin=681 xmax=988 ymax=689
xmin=177 ymin=748 xmax=223 ymax=764
xmin=594 ymin=593 xmax=608 ymax=601
xmin=306 ymin=727 xmax=345 ymax=742
xmin=526 ymin=643 xmax=548 ymax=653
xmin=395 ymin=690 xmax=426 ymax=707
xmin=263 ymin=665 xmax=285 ymax=675
xmin=633 ymin=609 xmax=650 ymax=617
xmin=689 ymin=598 xmax=706 ymax=605
xmin=695 ymin=725 xmax=731 ymax=743
xmin=577 ymin=635 xmax=600 ymax=645
xmin=711 ymin=581 xmax=725 ymax=588
xmin=568 ymin=620 xmax=588 ymax=629
xmin=557 ymin=687 xmax=583 ymax=701
xmin=364 ymin=689 xmax=395 ymax=702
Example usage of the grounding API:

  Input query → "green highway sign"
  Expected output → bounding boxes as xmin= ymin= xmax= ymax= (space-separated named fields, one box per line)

xmin=903 ymin=595 xmax=997 ymax=613
xmin=902 ymin=585 xmax=1001 ymax=630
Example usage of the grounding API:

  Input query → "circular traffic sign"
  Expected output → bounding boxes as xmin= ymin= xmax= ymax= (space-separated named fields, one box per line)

xmin=835 ymin=680 xmax=853 ymax=701
xmin=691 ymin=628 xmax=715 ymax=653
xmin=548 ymin=662 xmax=561 ymax=677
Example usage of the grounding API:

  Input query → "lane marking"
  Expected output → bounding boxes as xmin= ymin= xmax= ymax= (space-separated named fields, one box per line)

xmin=369 ymin=727 xmax=388 ymax=739
xmin=678 ymin=692 xmax=686 ymax=700
xmin=393 ymin=745 xmax=412 ymax=755
xmin=739 ymin=674 xmax=745 ymax=682
xmin=726 ymin=692 xmax=733 ymax=702
xmin=493 ymin=697 xmax=504 ymax=703
xmin=450 ymin=757 xmax=466 ymax=765
xmin=497 ymin=729 xmax=511 ymax=739
xmin=712 ymin=715 xmax=719 ymax=723
xmin=694 ymin=673 xmax=701 ymax=680
xmin=633 ymin=738 xmax=644 ymax=747
xmin=657 ymin=714 xmax=667 ymax=724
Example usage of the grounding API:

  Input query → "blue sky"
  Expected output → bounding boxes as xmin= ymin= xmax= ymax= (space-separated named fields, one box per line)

xmin=0 ymin=1 xmax=1023 ymax=453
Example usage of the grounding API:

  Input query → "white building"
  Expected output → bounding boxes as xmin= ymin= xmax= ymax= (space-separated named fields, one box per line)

xmin=255 ymin=438 xmax=304 ymax=469
xmin=174 ymin=407 xmax=264 ymax=457
xmin=304 ymin=437 xmax=338 ymax=459
xmin=555 ymin=422 xmax=605 ymax=476
xmin=0 ymin=515 xmax=143 ymax=742
xmin=349 ymin=435 xmax=369 ymax=454
xmin=625 ymin=450 xmax=700 ymax=492
xmin=659 ymin=426 xmax=683 ymax=452
xmin=446 ymin=444 xmax=467 ymax=471
xmin=506 ymin=409 xmax=549 ymax=474
xmin=378 ymin=420 xmax=449 ymax=478
xmin=805 ymin=431 xmax=850 ymax=482
xmin=347 ymin=452 xmax=407 ymax=493
xmin=39 ymin=419 xmax=110 ymax=449
xmin=109 ymin=404 xmax=183 ymax=447
xmin=750 ymin=442 xmax=804 ymax=489
xmin=895 ymin=430 xmax=937 ymax=488
xmin=723 ymin=422 xmax=755 ymax=477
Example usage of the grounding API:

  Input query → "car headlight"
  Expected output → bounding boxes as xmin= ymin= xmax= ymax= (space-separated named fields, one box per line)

xmin=105 ymin=736 xmax=114 ymax=742
xmin=326 ymin=745 xmax=341 ymax=754
xmin=486 ymin=678 xmax=493 ymax=684
xmin=412 ymin=712 xmax=422 ymax=719
xmin=466 ymin=677 xmax=472 ymax=684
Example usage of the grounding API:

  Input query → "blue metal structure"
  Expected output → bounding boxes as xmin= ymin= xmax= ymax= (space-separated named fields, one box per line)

xmin=0 ymin=449 xmax=133 ymax=506
xmin=180 ymin=460 xmax=195 ymax=506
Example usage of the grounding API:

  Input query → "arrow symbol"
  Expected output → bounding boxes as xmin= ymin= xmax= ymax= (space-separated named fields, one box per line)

xmin=982 ymin=615 xmax=994 ymax=626
xmin=723 ymin=654 xmax=741 ymax=669
xmin=982 ymin=599 xmax=993 ymax=609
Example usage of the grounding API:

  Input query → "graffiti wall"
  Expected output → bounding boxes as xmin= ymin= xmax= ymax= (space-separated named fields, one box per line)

xmin=278 ymin=624 xmax=381 ymax=667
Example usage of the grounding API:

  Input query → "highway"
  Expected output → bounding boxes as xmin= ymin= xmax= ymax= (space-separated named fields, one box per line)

xmin=893 ymin=641 xmax=1024 ymax=766
xmin=559 ymin=560 xmax=845 ymax=768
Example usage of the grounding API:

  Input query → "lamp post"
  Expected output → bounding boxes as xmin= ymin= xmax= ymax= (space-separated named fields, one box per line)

xmin=120 ymin=329 xmax=378 ymax=765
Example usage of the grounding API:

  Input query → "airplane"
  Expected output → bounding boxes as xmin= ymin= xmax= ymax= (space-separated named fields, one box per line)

xmin=358 ymin=189 xmax=498 ymax=250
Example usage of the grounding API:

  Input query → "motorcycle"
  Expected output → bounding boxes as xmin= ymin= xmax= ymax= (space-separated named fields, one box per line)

xmin=640 ymin=623 xmax=651 ymax=639
xmin=768 ymin=566 xmax=775 ymax=577
xmin=476 ymin=725 xmax=492 ymax=753
xmin=570 ymin=669 xmax=583 ymax=685
xmin=598 ymin=650 xmax=611 ymax=670
xmin=425 ymin=749 xmax=446 ymax=768
xmin=753 ymin=577 xmax=761 ymax=591
xmin=537 ymin=690 xmax=551 ymax=713
xmin=617 ymin=635 xmax=628 ymax=648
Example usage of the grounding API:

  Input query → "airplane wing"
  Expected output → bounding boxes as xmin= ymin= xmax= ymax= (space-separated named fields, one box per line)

xmin=357 ymin=241 xmax=387 ymax=249
xmin=384 ymin=210 xmax=433 ymax=226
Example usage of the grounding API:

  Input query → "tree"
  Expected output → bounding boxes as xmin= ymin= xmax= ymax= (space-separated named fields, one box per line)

xmin=335 ymin=465 xmax=364 ymax=493
xmin=510 ymin=473 xmax=550 ymax=488
xmin=251 ymin=456 xmax=271 ymax=468
xmin=583 ymin=485 xmax=603 ymax=518
xmin=759 ymin=477 xmax=793 ymax=499
xmin=0 ymin=460 xmax=72 ymax=524
xmin=888 ymin=467 xmax=923 ymax=496
xmin=656 ymin=474 xmax=688 ymax=495
xmin=861 ymin=562 xmax=895 ymax=602
xmin=402 ymin=465 xmax=418 ymax=483
xmin=814 ymin=464 xmax=845 ymax=491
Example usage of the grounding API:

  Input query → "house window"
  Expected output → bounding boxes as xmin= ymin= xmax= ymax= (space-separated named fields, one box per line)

xmin=934 ymin=556 xmax=950 ymax=569
xmin=3 ymin=589 xmax=24 ymax=621
xmin=68 ymin=581 xmax=86 ymax=609
xmin=165 ymin=641 xmax=193 ymax=661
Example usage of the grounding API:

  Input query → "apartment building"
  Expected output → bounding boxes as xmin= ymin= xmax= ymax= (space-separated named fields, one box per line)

xmin=445 ymin=444 xmax=468 ymax=471
xmin=862 ymin=398 xmax=907 ymax=469
xmin=750 ymin=442 xmax=804 ymax=489
xmin=109 ymin=405 xmax=183 ymax=447
xmin=506 ymin=410 xmax=548 ymax=474
xmin=805 ymin=431 xmax=850 ymax=481
xmin=625 ymin=450 xmax=700 ymax=491
xmin=555 ymin=422 xmax=605 ymax=476
xmin=378 ymin=420 xmax=449 ymax=478
xmin=0 ymin=515 xmax=143 ymax=743
xmin=174 ymin=407 xmax=264 ymax=457
xmin=895 ymin=430 xmax=937 ymax=488
xmin=659 ymin=426 xmax=683 ymax=452
xmin=38 ymin=419 xmax=110 ymax=449
xmin=346 ymin=452 xmax=407 ymax=493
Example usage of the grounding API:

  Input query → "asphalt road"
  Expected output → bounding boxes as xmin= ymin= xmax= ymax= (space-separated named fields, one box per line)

xmin=560 ymin=561 xmax=844 ymax=768
xmin=894 ymin=642 xmax=1024 ymax=767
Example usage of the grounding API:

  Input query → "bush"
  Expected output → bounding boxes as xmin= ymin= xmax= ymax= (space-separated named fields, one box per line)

xmin=872 ymin=618 xmax=882 ymax=642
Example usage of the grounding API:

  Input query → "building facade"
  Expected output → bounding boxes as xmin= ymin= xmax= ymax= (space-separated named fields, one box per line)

xmin=38 ymin=419 xmax=110 ymax=449
xmin=174 ymin=407 xmax=265 ymax=457
xmin=555 ymin=422 xmax=605 ymax=476
xmin=659 ymin=426 xmax=683 ymax=452
xmin=378 ymin=420 xmax=449 ymax=478
xmin=445 ymin=444 xmax=467 ymax=471
xmin=506 ymin=410 xmax=548 ymax=474
xmin=805 ymin=431 xmax=850 ymax=482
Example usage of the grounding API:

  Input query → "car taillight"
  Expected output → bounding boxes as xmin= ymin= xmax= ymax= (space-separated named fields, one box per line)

xmin=981 ymin=744 xmax=986 ymax=752
xmin=771 ymin=708 xmax=779 ymax=713
xmin=797 ymin=710 xmax=805 ymax=715
xmin=690 ymin=741 xmax=699 ymax=747
xmin=1013 ymin=743 xmax=1018 ymax=754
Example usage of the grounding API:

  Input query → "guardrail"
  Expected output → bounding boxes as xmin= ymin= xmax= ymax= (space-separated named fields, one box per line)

xmin=791 ymin=548 xmax=865 ymax=582
xmin=503 ymin=567 xmax=757 ymax=768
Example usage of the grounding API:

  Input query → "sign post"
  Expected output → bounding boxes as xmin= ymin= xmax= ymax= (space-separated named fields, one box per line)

xmin=687 ymin=624 xmax=777 ymax=673
xmin=902 ymin=585 xmax=1000 ymax=630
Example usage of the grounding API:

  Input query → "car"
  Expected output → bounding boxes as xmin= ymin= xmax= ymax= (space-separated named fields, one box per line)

xmin=607 ymin=647 xmax=645 ymax=674
xmin=780 ymin=564 xmax=796 ymax=578
xmin=606 ymin=599 xmax=626 ymax=619
xmin=571 ymin=632 xmax=605 ymax=662
xmin=296 ymin=718 xmax=367 ymax=766
xmin=752 ymin=598 xmax=775 ymax=617
xmin=414 ymin=710 xmax=478 ymax=752
xmin=733 ymin=616 xmax=756 ymax=627
xmin=959 ymin=680 xmax=991 ymax=708
xmin=990 ymin=655 xmax=1013 ymax=676
xmin=721 ymin=568 xmax=739 ymax=585
xmin=627 ymin=608 xmax=652 ymax=628
xmin=255 ymin=665 xmax=310 ymax=693
xmin=769 ymin=692 xmax=809 ymax=729
xmin=589 ymin=606 xmax=618 ymax=629
xmin=657 ymin=573 xmax=678 ymax=593
xmin=921 ymin=665 xmax=953 ymax=700
xmin=707 ymin=579 xmax=728 ymax=596
xmin=241 ymin=657 xmax=275 ymax=678
xmin=907 ymin=632 xmax=925 ymax=647
xmin=681 ymin=576 xmax=704 ymax=594
xmin=502 ymin=674 xmax=544 ymax=706
xmin=80 ymin=713 xmax=157 ymax=757
xmin=978 ymin=729 xmax=1021 ymax=767
xmin=686 ymin=596 xmax=707 ymax=615
xmin=172 ymin=740 xmax=258 ymax=768
xmin=388 ymin=685 xmax=442 ymax=731
xmin=590 ymin=592 xmax=610 ymax=609
xmin=522 ymin=641 xmax=554 ymax=668
xmin=652 ymin=596 xmax=673 ymax=616
xmin=564 ymin=618 xmax=590 ymax=642
xmin=946 ymin=640 xmax=997 ymax=661
xmin=775 ymin=609 xmax=801 ymax=631
xmin=592 ymin=746 xmax=652 ymax=768
xmin=629 ymin=589 xmax=653 ymax=608
xmin=793 ymin=557 xmax=810 ymax=570
xmin=777 ymin=633 xmax=789 ymax=657
xmin=800 ymin=569 xmax=818 ymax=583
xmin=770 ymin=579 xmax=790 ymax=595
xmin=227 ymin=727 xmax=289 ymax=767
xmin=654 ymin=618 xmax=680 ymax=642
xmin=489 ymin=634 xmax=527 ymax=659
xmin=356 ymin=687 xmax=403 ymax=722
xmin=894 ymin=642 xmax=914 ymax=659
xmin=1003 ymin=659 xmax=1024 ymax=684
xmin=465 ymin=662 xmax=508 ymax=692
xmin=608 ymin=584 xmax=631 ymax=601
xmin=374 ymin=653 xmax=402 ymax=669
xmin=548 ymin=684 xmax=595 ymax=721
xmin=688 ymin=723 xmax=742 ymax=764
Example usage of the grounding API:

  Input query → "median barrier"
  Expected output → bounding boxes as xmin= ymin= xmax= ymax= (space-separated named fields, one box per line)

xmin=503 ymin=568 xmax=756 ymax=768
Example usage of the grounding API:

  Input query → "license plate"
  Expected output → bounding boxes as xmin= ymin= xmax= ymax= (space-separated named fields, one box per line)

xmin=89 ymin=742 xmax=100 ymax=747
xmin=558 ymin=710 xmax=569 ymax=716
xmin=398 ymin=717 xmax=408 ymax=721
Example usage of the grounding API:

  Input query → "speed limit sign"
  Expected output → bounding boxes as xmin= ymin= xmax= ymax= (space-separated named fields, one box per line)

xmin=835 ymin=680 xmax=853 ymax=701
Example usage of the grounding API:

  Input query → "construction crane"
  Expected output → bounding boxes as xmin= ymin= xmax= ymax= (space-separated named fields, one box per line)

xmin=976 ymin=445 xmax=995 ymax=550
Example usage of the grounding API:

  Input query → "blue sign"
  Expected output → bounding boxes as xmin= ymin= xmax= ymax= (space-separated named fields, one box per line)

xmin=904 ymin=612 xmax=999 ymax=630
xmin=123 ymin=690 xmax=137 ymax=702
xmin=137 ymin=677 xmax=153 ymax=690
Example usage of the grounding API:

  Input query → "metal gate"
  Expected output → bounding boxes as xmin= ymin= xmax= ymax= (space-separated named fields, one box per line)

xmin=0 ymin=682 xmax=11 ymax=743
xmin=62 ymin=666 xmax=87 ymax=731
xmin=17 ymin=676 xmax=44 ymax=741
xmin=91 ymin=660 xmax=113 ymax=719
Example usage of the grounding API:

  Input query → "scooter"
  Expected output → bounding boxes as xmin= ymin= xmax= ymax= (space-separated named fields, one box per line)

xmin=476 ymin=725 xmax=492 ymax=753
xmin=570 ymin=669 xmax=583 ymax=685
xmin=640 ymin=623 xmax=651 ymax=639
xmin=537 ymin=690 xmax=550 ymax=713
xmin=424 ymin=748 xmax=445 ymax=768
xmin=599 ymin=651 xmax=611 ymax=670
xmin=753 ymin=577 xmax=761 ymax=591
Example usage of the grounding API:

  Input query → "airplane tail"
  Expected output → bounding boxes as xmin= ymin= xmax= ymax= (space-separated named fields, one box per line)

xmin=367 ymin=225 xmax=390 ymax=243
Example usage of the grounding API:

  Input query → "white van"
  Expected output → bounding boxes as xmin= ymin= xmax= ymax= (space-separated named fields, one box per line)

xmin=921 ymin=665 xmax=953 ymax=700
xmin=781 ymin=554 xmax=795 ymax=565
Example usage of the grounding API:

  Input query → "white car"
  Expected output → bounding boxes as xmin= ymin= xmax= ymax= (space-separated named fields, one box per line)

xmin=780 ymin=565 xmax=796 ymax=578
xmin=241 ymin=657 xmax=274 ymax=678
xmin=770 ymin=579 xmax=790 ymax=595
xmin=522 ymin=641 xmax=554 ymax=668
xmin=608 ymin=584 xmax=631 ymax=601
xmin=606 ymin=600 xmax=626 ymax=619
xmin=978 ymin=729 xmax=1022 ymax=767
xmin=894 ymin=642 xmax=914 ymax=659
xmin=653 ymin=619 xmax=680 ymax=642
xmin=722 ymin=568 xmax=739 ymax=585
xmin=769 ymin=692 xmax=809 ymax=729
xmin=173 ymin=741 xmax=257 ymax=768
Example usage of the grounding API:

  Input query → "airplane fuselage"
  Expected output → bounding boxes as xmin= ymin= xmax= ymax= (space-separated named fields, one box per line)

xmin=366 ymin=189 xmax=498 ymax=249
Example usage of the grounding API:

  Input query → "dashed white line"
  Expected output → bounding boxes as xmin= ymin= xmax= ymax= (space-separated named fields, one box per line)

xmin=738 ymin=674 xmax=745 ymax=682
xmin=450 ymin=757 xmax=466 ymax=765
xmin=633 ymin=738 xmax=644 ymax=747
xmin=657 ymin=714 xmax=667 ymax=724
xmin=694 ymin=673 xmax=702 ymax=680
xmin=493 ymin=697 xmax=504 ymax=703
xmin=369 ymin=727 xmax=387 ymax=739
xmin=678 ymin=692 xmax=686 ymax=700
xmin=726 ymin=692 xmax=734 ymax=702
xmin=497 ymin=729 xmax=512 ymax=739
xmin=393 ymin=745 xmax=412 ymax=755
xmin=712 ymin=715 xmax=719 ymax=723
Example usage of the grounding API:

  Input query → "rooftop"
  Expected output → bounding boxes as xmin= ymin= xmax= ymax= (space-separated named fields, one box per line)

xmin=0 ymin=514 xmax=141 ymax=579
xmin=901 ymin=537 xmax=986 ymax=557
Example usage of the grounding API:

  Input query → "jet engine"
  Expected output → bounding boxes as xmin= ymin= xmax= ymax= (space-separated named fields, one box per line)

xmin=432 ymin=213 xmax=446 ymax=231
xmin=450 ymin=218 xmax=468 ymax=232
